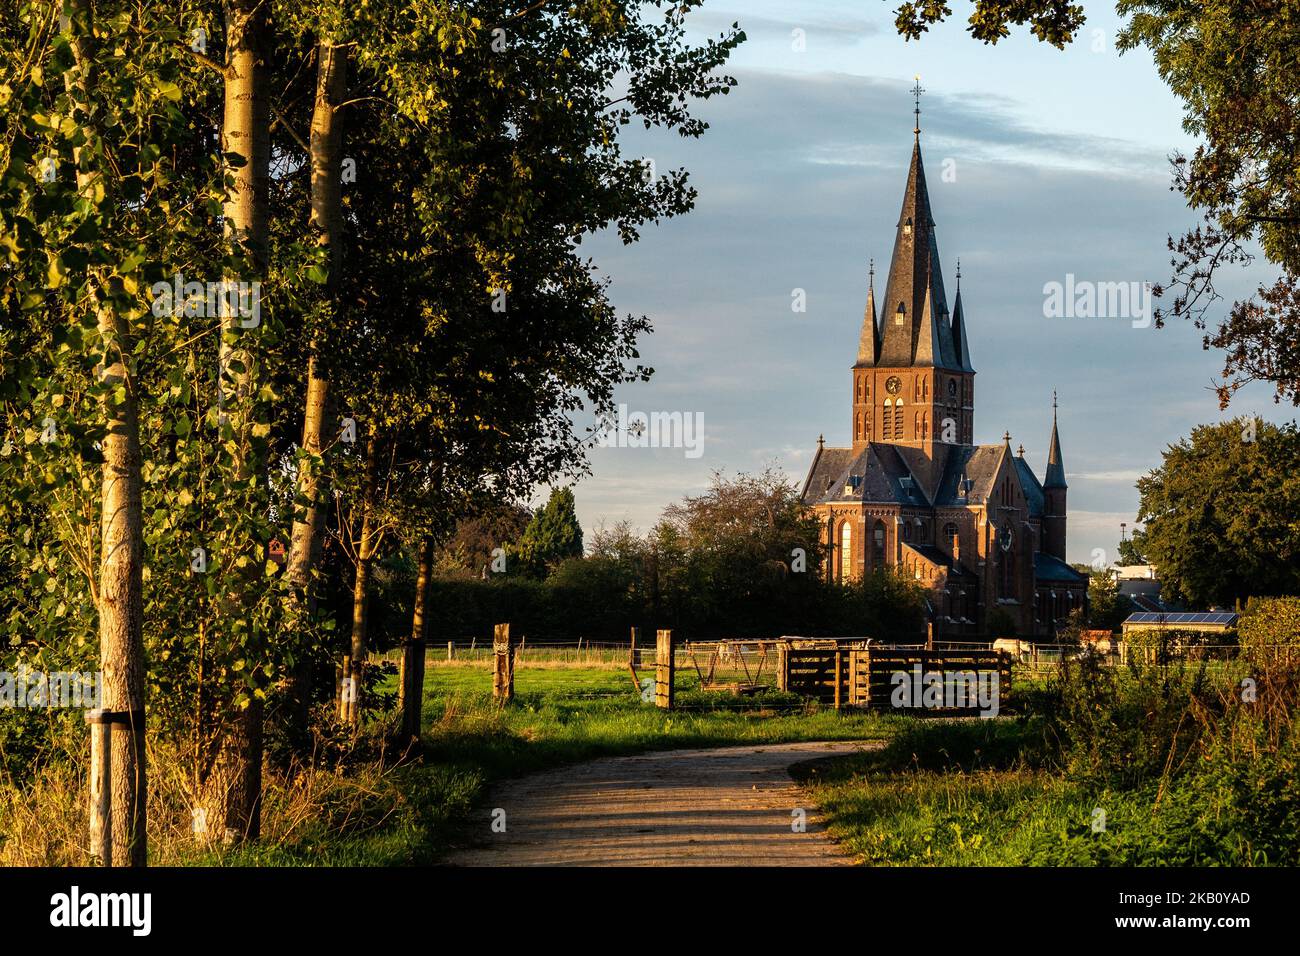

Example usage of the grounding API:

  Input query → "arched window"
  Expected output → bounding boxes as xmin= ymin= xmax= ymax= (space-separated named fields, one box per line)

xmin=943 ymin=522 xmax=959 ymax=540
xmin=873 ymin=519 xmax=886 ymax=565
xmin=839 ymin=521 xmax=853 ymax=581
xmin=893 ymin=399 xmax=904 ymax=439
xmin=883 ymin=398 xmax=892 ymax=439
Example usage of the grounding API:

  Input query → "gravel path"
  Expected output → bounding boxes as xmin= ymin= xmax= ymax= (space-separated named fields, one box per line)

xmin=447 ymin=740 xmax=875 ymax=866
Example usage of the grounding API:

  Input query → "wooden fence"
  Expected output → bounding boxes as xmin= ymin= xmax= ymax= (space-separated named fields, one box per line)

xmin=779 ymin=643 xmax=1011 ymax=714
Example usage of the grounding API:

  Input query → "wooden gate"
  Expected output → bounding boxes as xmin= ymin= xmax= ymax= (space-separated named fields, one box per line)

xmin=779 ymin=642 xmax=1010 ymax=714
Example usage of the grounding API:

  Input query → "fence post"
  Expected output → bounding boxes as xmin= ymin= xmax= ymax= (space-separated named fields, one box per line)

xmin=86 ymin=709 xmax=112 ymax=866
xmin=629 ymin=626 xmax=641 ymax=667
xmin=492 ymin=623 xmax=515 ymax=703
xmin=447 ymin=641 xmax=454 ymax=661
xmin=777 ymin=643 xmax=788 ymax=692
xmin=834 ymin=649 xmax=843 ymax=710
xmin=655 ymin=629 xmax=675 ymax=710
xmin=338 ymin=655 xmax=353 ymax=722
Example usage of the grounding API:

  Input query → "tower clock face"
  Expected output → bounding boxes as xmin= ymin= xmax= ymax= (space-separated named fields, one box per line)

xmin=885 ymin=376 xmax=902 ymax=395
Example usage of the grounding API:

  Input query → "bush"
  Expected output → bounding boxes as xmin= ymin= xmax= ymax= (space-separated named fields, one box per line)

xmin=1239 ymin=596 xmax=1300 ymax=663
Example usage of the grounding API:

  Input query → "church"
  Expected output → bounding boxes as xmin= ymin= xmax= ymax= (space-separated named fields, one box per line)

xmin=800 ymin=110 xmax=1089 ymax=641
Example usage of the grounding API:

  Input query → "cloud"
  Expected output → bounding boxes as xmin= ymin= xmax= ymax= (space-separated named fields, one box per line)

xmin=689 ymin=10 xmax=881 ymax=44
xmin=571 ymin=64 xmax=1287 ymax=569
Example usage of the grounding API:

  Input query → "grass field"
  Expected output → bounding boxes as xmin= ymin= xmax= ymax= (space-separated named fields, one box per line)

xmin=224 ymin=661 xmax=902 ymax=866
xmin=159 ymin=655 xmax=1299 ymax=867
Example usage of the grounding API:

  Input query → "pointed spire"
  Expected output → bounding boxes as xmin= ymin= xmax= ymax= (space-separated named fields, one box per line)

xmin=951 ymin=258 xmax=974 ymax=372
xmin=876 ymin=112 xmax=958 ymax=369
xmin=1045 ymin=391 xmax=1067 ymax=489
xmin=914 ymin=276 xmax=944 ymax=367
xmin=855 ymin=258 xmax=880 ymax=367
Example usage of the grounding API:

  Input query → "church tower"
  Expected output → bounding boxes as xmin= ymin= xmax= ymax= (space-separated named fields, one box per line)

xmin=851 ymin=84 xmax=974 ymax=456
xmin=802 ymin=89 xmax=1088 ymax=637
xmin=1043 ymin=393 xmax=1068 ymax=561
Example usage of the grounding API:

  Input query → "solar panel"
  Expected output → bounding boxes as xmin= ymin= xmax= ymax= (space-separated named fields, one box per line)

xmin=1124 ymin=611 xmax=1238 ymax=627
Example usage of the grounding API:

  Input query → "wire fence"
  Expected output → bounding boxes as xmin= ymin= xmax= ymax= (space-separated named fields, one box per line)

xmin=377 ymin=636 xmax=1279 ymax=710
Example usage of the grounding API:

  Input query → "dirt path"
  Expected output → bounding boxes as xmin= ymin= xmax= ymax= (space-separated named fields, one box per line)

xmin=447 ymin=740 xmax=875 ymax=866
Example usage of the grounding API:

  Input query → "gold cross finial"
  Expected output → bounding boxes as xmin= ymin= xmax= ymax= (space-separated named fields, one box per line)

xmin=912 ymin=75 xmax=924 ymax=138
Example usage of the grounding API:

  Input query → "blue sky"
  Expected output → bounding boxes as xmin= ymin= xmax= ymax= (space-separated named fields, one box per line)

xmin=563 ymin=0 xmax=1289 ymax=566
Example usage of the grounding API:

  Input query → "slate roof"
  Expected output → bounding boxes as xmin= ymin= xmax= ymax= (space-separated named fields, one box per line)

xmin=1033 ymin=552 xmax=1088 ymax=584
xmin=873 ymin=139 xmax=960 ymax=370
xmin=802 ymin=441 xmax=1010 ymax=509
xmin=1013 ymin=456 xmax=1046 ymax=517
xmin=1045 ymin=412 xmax=1067 ymax=489
xmin=906 ymin=543 xmax=977 ymax=578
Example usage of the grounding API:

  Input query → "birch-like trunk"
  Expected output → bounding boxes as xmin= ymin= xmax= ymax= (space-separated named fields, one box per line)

xmin=340 ymin=430 xmax=379 ymax=724
xmin=285 ymin=41 xmax=347 ymax=735
xmin=194 ymin=0 xmax=271 ymax=846
xmin=64 ymin=0 xmax=148 ymax=867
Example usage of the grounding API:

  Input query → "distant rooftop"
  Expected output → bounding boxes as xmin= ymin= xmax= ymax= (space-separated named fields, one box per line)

xmin=1122 ymin=611 xmax=1237 ymax=630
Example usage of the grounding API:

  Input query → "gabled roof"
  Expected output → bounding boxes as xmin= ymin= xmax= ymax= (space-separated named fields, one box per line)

xmin=932 ymin=444 xmax=1005 ymax=507
xmin=801 ymin=442 xmax=935 ymax=507
xmin=804 ymin=440 xmax=1018 ymax=510
xmin=1013 ymin=455 xmax=1045 ymax=517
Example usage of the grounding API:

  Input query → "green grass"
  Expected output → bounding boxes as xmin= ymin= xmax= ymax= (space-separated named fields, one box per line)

xmin=224 ymin=660 xmax=1299 ymax=867
xmin=228 ymin=663 xmax=901 ymax=866
xmin=796 ymin=706 xmax=1300 ymax=866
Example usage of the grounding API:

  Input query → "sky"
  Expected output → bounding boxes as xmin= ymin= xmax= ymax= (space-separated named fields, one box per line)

xmin=560 ymin=0 xmax=1291 ymax=566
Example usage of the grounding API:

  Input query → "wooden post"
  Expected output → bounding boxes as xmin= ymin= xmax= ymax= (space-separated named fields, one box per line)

xmin=399 ymin=537 xmax=432 ymax=743
xmin=836 ymin=649 xmax=845 ymax=709
xmin=86 ymin=709 xmax=112 ymax=866
xmin=629 ymin=627 xmax=641 ymax=666
xmin=777 ymin=644 xmax=788 ymax=692
xmin=447 ymin=641 xmax=454 ymax=661
xmin=492 ymin=623 xmax=515 ymax=703
xmin=926 ymin=620 xmax=935 ymax=651
xmin=655 ymin=629 xmax=675 ymax=710
xmin=338 ymin=655 xmax=352 ymax=722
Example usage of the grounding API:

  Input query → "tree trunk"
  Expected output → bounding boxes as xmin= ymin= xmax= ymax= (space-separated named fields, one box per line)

xmin=285 ymin=39 xmax=348 ymax=739
xmin=196 ymin=0 xmax=271 ymax=845
xmin=341 ymin=430 xmax=380 ymax=724
xmin=64 ymin=0 xmax=148 ymax=868
xmin=399 ymin=536 xmax=433 ymax=742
